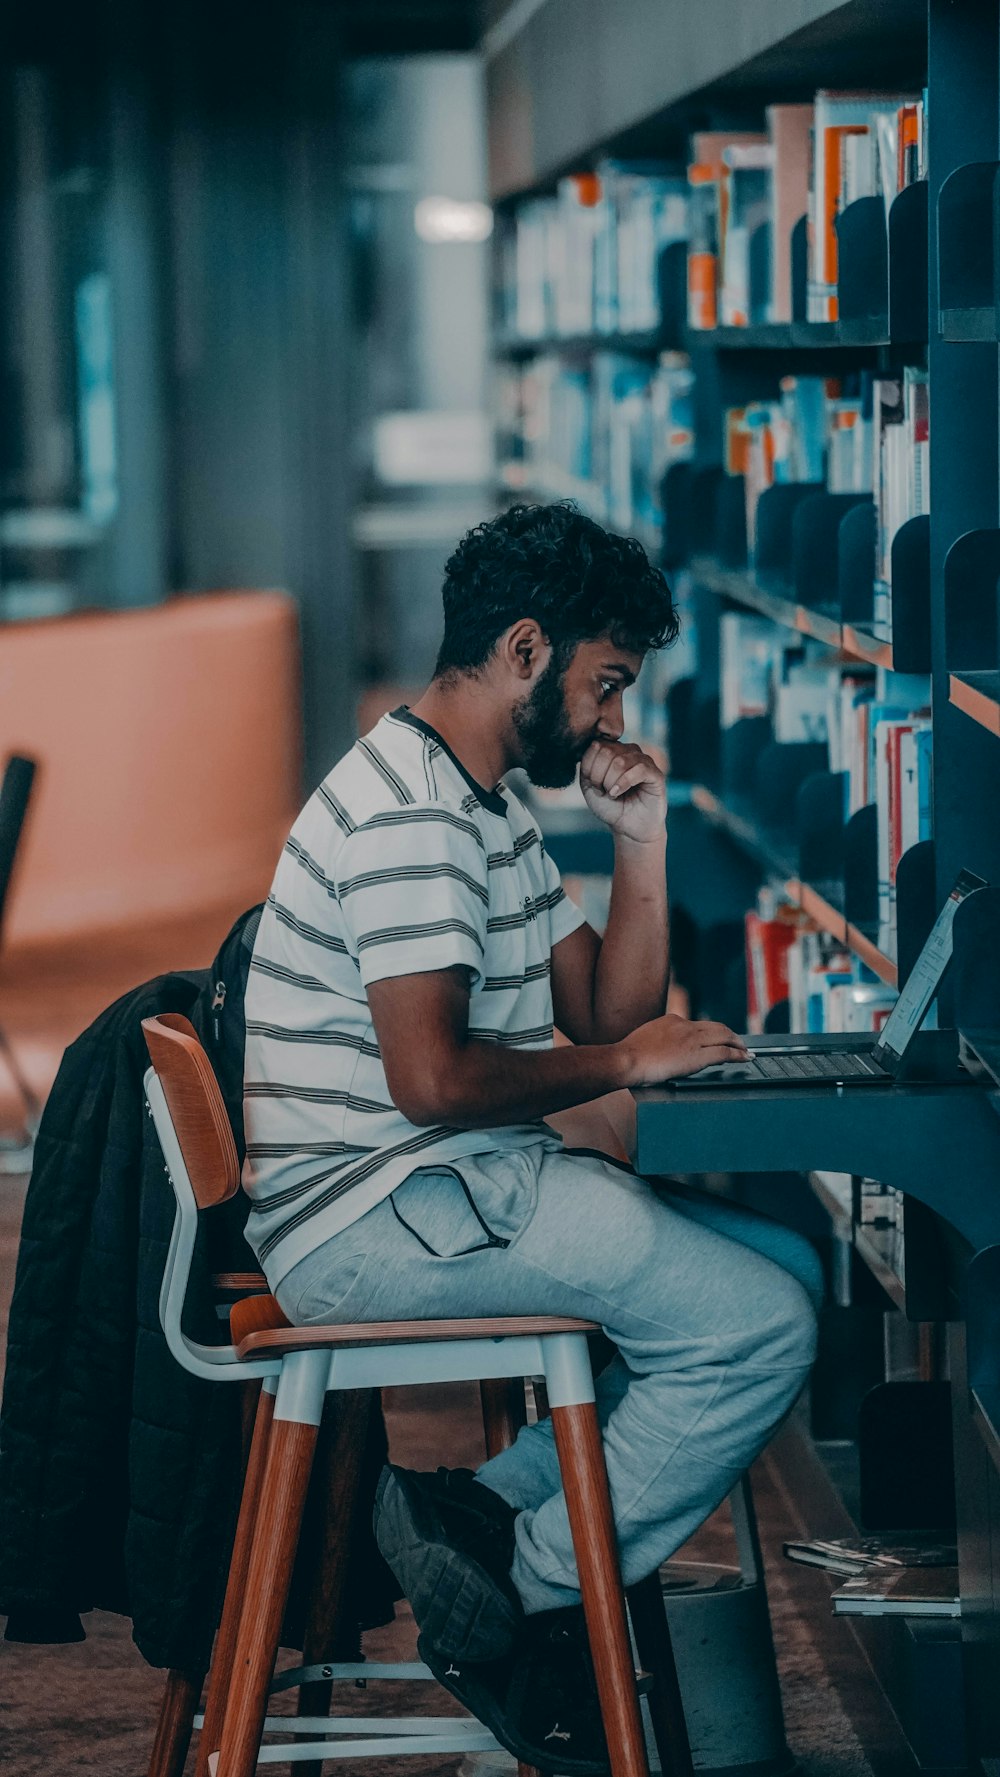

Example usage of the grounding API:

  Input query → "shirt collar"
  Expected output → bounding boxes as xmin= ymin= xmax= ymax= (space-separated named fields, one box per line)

xmin=389 ymin=706 xmax=508 ymax=817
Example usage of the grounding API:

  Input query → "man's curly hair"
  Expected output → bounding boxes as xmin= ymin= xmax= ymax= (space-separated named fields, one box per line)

xmin=434 ymin=503 xmax=679 ymax=677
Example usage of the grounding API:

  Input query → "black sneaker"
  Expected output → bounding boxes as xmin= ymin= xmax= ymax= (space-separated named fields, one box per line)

xmin=418 ymin=1607 xmax=612 ymax=1777
xmin=374 ymin=1464 xmax=523 ymax=1662
xmin=511 ymin=1606 xmax=611 ymax=1772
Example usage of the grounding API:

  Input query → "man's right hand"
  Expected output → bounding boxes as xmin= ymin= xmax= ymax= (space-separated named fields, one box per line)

xmin=618 ymin=1012 xmax=750 ymax=1086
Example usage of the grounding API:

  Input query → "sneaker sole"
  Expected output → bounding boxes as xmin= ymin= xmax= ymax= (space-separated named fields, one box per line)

xmin=418 ymin=1633 xmax=611 ymax=1777
xmin=374 ymin=1466 xmax=522 ymax=1663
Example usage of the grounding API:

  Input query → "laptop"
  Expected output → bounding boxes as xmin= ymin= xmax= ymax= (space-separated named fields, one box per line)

xmin=669 ymin=870 xmax=986 ymax=1091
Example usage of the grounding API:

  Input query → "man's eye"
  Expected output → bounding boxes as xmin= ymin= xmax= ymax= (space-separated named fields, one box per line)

xmin=598 ymin=681 xmax=615 ymax=700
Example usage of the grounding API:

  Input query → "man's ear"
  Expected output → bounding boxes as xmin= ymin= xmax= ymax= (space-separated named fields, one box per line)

xmin=502 ymin=619 xmax=550 ymax=682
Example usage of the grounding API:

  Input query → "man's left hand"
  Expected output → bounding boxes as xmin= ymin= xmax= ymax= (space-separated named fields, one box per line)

xmin=579 ymin=741 xmax=667 ymax=845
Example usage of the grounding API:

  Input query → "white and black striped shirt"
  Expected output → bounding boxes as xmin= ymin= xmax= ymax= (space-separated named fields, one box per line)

xmin=242 ymin=707 xmax=586 ymax=1288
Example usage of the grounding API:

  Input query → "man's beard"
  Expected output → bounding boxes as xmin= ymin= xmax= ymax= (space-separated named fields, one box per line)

xmin=512 ymin=655 xmax=592 ymax=788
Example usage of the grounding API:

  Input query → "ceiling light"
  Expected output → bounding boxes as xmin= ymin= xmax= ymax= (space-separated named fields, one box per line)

xmin=414 ymin=196 xmax=494 ymax=243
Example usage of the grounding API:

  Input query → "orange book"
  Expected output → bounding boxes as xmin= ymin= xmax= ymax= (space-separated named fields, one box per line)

xmin=897 ymin=105 xmax=919 ymax=189
xmin=820 ymin=124 xmax=868 ymax=319
xmin=724 ymin=408 xmax=750 ymax=476
xmin=687 ymin=163 xmax=718 ymax=329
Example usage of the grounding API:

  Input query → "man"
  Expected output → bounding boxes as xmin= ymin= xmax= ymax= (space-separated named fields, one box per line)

xmin=243 ymin=503 xmax=821 ymax=1771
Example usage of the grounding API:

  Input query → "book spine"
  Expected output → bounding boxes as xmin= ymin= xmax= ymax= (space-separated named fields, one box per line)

xmin=687 ymin=166 xmax=718 ymax=329
xmin=875 ymin=718 xmax=893 ymax=951
xmin=916 ymin=725 xmax=933 ymax=840
xmin=898 ymin=725 xmax=921 ymax=864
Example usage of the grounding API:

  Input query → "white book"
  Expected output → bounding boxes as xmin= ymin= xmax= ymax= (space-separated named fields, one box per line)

xmin=874 ymin=718 xmax=893 ymax=952
xmin=720 ymin=613 xmax=777 ymax=728
xmin=898 ymin=724 xmax=925 ymax=863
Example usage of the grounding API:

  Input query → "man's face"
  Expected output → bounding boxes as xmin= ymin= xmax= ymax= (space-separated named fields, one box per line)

xmin=512 ymin=636 xmax=643 ymax=787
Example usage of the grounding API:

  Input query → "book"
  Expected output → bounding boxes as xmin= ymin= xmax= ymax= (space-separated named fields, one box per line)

xmin=832 ymin=1567 xmax=959 ymax=1618
xmin=686 ymin=131 xmax=768 ymax=330
xmin=686 ymin=164 xmax=719 ymax=330
xmin=745 ymin=892 xmax=805 ymax=1032
xmin=719 ymin=612 xmax=777 ymax=726
xmin=501 ymin=163 xmax=689 ymax=343
xmin=783 ymin=1534 xmax=957 ymax=1577
xmin=807 ymin=92 xmax=921 ymax=322
xmin=719 ymin=144 xmax=773 ymax=327
xmin=497 ymin=347 xmax=696 ymax=541
xmin=766 ymin=103 xmax=813 ymax=322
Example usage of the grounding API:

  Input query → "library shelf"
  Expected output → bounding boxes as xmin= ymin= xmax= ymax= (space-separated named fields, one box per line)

xmin=807 ymin=1168 xmax=853 ymax=1232
xmin=689 ymin=782 xmax=797 ymax=881
xmin=845 ymin=923 xmax=899 ymax=989
xmin=971 ymin=1389 xmax=1000 ymax=1483
xmin=494 ymin=328 xmax=672 ymax=362
xmin=489 ymin=9 xmax=1000 ymax=1764
xmin=853 ymin=1223 xmax=907 ymax=1310
xmin=688 ymin=556 xmax=842 ymax=651
xmin=690 ymin=785 xmax=899 ymax=984
xmin=705 ymin=324 xmax=795 ymax=351
xmin=807 ymin=1169 xmax=912 ymax=1319
xmin=948 ymin=671 xmax=1000 ymax=737
xmin=958 ymin=1030 xmax=1000 ymax=1125
xmin=706 ymin=321 xmax=883 ymax=352
xmin=840 ymin=622 xmax=894 ymax=670
xmin=691 ymin=556 xmax=917 ymax=678
xmin=939 ymin=307 xmax=998 ymax=344
xmin=787 ymin=877 xmax=847 ymax=937
xmin=960 ymin=1028 xmax=1000 ymax=1091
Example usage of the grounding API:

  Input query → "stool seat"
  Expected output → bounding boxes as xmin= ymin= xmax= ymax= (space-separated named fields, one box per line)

xmin=230 ymin=1292 xmax=601 ymax=1359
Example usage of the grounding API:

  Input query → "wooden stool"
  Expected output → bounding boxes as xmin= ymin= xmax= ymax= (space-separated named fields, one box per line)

xmin=142 ymin=1012 xmax=693 ymax=1777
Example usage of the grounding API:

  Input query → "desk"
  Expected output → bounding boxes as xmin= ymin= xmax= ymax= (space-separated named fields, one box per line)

xmin=633 ymin=1077 xmax=1000 ymax=1257
xmin=632 ymin=1065 xmax=1000 ymax=1774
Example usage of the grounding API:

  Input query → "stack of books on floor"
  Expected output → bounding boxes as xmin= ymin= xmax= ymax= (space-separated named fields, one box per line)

xmin=783 ymin=1535 xmax=958 ymax=1617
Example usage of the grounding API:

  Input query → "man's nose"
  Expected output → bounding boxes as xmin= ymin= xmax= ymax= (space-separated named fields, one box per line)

xmin=596 ymin=707 xmax=624 ymax=742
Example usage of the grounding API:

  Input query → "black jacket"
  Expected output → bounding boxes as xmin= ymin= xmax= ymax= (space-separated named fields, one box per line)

xmin=0 ymin=908 xmax=395 ymax=1673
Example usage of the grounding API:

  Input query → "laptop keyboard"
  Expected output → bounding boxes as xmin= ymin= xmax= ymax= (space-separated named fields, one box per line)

xmin=753 ymin=1052 xmax=886 ymax=1080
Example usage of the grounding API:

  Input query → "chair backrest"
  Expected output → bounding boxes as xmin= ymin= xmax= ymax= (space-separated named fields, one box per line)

xmin=141 ymin=1014 xmax=240 ymax=1208
xmin=0 ymin=755 xmax=37 ymax=948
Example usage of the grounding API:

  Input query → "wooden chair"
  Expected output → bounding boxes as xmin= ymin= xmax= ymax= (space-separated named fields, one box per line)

xmin=142 ymin=1011 xmax=694 ymax=1777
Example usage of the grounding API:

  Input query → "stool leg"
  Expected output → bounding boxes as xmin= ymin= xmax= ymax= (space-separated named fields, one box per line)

xmin=194 ymin=1379 xmax=276 ymax=1777
xmin=480 ymin=1380 xmax=539 ymax=1777
xmin=549 ymin=1399 xmax=649 ymax=1777
xmin=480 ymin=1376 xmax=527 ymax=1460
xmin=215 ymin=1360 xmax=324 ymax=1777
xmin=627 ymin=1572 xmax=693 ymax=1777
xmin=148 ymin=1667 xmax=202 ymax=1777
xmin=295 ymin=1389 xmax=378 ymax=1777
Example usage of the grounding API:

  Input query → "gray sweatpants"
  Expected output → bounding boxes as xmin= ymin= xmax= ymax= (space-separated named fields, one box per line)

xmin=276 ymin=1141 xmax=821 ymax=1616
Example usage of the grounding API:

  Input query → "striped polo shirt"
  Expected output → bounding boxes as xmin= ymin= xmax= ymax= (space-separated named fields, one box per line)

xmin=242 ymin=706 xmax=586 ymax=1288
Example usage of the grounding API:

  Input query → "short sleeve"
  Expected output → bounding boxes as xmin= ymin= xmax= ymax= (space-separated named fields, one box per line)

xmin=336 ymin=804 xmax=489 ymax=989
xmin=540 ymin=843 xmax=588 ymax=946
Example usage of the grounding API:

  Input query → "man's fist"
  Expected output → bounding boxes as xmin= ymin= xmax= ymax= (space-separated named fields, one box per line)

xmin=580 ymin=740 xmax=667 ymax=845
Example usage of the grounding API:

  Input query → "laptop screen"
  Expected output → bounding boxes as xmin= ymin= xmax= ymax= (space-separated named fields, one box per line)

xmin=876 ymin=870 xmax=987 ymax=1064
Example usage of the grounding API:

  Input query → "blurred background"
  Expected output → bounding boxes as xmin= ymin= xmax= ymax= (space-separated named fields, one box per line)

xmin=0 ymin=0 xmax=498 ymax=1122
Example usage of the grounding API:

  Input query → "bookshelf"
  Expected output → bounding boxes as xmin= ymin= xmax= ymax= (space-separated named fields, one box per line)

xmin=948 ymin=669 xmax=1000 ymax=736
xmin=487 ymin=3 xmax=1000 ymax=1764
xmin=488 ymin=12 xmax=1000 ymax=1037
